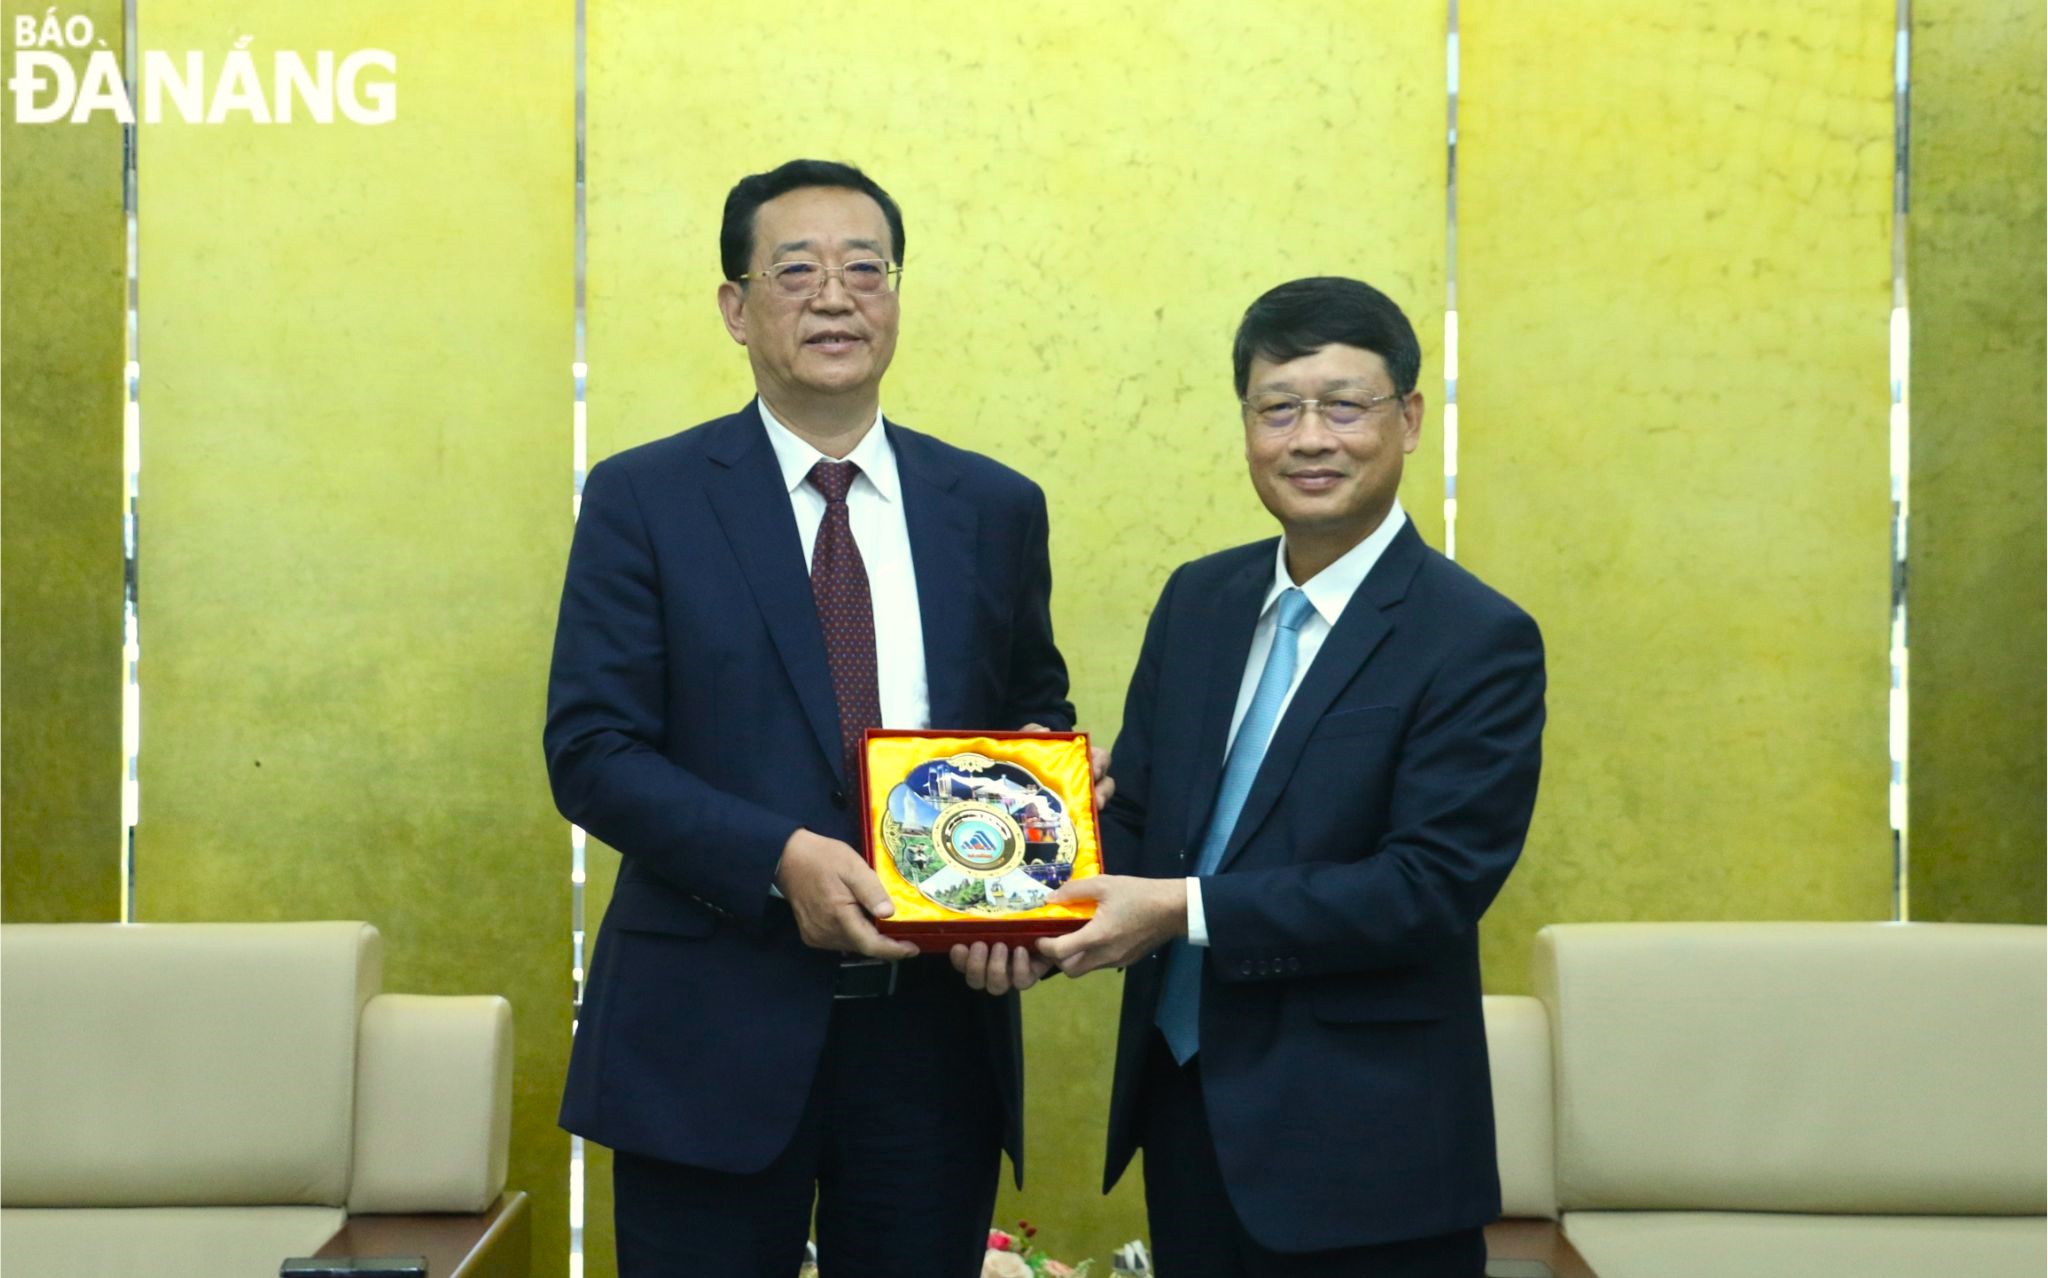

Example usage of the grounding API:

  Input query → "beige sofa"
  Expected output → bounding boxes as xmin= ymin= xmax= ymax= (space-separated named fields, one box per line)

xmin=1483 ymin=922 xmax=2047 ymax=1278
xmin=1 ymin=921 xmax=527 ymax=1278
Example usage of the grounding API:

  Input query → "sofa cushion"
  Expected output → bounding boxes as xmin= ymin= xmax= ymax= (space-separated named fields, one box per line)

xmin=0 ymin=1206 xmax=347 ymax=1278
xmin=1560 ymin=1210 xmax=2048 ymax=1278
xmin=1484 ymin=994 xmax=1556 ymax=1218
xmin=1535 ymin=922 xmax=2047 ymax=1214
xmin=0 ymin=922 xmax=380 ymax=1207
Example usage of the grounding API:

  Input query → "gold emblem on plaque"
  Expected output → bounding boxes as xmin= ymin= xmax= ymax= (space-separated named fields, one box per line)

xmin=933 ymin=803 xmax=1025 ymax=877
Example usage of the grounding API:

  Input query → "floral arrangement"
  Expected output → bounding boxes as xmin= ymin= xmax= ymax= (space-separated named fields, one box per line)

xmin=981 ymin=1219 xmax=1092 ymax=1278
xmin=799 ymin=1226 xmax=1150 ymax=1277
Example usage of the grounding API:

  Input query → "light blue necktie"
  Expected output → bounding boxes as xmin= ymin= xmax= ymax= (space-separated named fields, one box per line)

xmin=1156 ymin=587 xmax=1316 ymax=1064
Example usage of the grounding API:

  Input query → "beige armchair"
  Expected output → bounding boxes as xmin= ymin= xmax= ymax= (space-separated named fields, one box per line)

xmin=1482 ymin=921 xmax=2047 ymax=1278
xmin=1 ymin=922 xmax=528 ymax=1278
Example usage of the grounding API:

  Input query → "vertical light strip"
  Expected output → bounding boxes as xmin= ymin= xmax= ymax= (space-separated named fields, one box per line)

xmin=1888 ymin=0 xmax=1912 ymax=921
xmin=119 ymin=0 xmax=141 ymax=922
xmin=569 ymin=0 xmax=589 ymax=1268
xmin=1442 ymin=0 xmax=1460 ymax=561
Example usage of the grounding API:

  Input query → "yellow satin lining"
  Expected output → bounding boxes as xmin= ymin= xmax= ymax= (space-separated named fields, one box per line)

xmin=865 ymin=733 xmax=1102 ymax=925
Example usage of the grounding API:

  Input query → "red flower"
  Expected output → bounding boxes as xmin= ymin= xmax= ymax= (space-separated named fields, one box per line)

xmin=987 ymin=1229 xmax=1013 ymax=1252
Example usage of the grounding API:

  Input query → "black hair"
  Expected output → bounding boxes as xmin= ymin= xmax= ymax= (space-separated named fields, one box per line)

xmin=1231 ymin=277 xmax=1421 ymax=397
xmin=719 ymin=159 xmax=905 ymax=282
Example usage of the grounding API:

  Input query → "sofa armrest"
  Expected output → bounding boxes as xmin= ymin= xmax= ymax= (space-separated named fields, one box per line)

xmin=316 ymin=1191 xmax=529 ymax=1278
xmin=349 ymin=994 xmax=513 ymax=1213
xmin=1486 ymin=1218 xmax=1600 ymax=1278
xmin=1485 ymin=994 xmax=1558 ymax=1218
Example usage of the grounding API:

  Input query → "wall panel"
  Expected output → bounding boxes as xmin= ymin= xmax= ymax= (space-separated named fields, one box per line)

xmin=134 ymin=4 xmax=574 ymax=1272
xmin=1907 ymin=0 xmax=2046 ymax=924
xmin=1 ymin=0 xmax=126 ymax=923
xmin=585 ymin=0 xmax=1445 ymax=1265
xmin=1461 ymin=0 xmax=1898 ymax=993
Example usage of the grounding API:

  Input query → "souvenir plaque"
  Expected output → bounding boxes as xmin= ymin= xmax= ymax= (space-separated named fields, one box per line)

xmin=860 ymin=730 xmax=1102 ymax=952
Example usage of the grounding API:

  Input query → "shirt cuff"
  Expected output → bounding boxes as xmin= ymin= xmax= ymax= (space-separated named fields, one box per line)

xmin=1186 ymin=877 xmax=1209 ymax=947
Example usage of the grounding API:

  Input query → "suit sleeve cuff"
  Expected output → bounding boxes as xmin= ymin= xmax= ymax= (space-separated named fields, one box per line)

xmin=1186 ymin=876 xmax=1209 ymax=947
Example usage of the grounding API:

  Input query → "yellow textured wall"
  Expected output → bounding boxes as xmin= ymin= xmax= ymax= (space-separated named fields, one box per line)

xmin=1460 ymin=0 xmax=1899 ymax=993
xmin=584 ymin=0 xmax=1445 ymax=1264
xmin=131 ymin=3 xmax=575 ymax=1272
xmin=1 ymin=0 xmax=126 ymax=923
xmin=1906 ymin=0 xmax=2047 ymax=923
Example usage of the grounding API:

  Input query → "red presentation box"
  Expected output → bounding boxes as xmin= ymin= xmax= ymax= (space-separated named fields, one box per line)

xmin=858 ymin=729 xmax=1103 ymax=952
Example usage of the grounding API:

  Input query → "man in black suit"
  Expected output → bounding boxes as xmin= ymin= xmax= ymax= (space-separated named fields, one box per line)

xmin=1043 ymin=278 xmax=1545 ymax=1277
xmin=546 ymin=159 xmax=1079 ymax=1277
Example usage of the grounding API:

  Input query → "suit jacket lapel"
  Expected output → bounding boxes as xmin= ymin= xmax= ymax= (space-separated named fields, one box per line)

xmin=891 ymin=422 xmax=978 ymax=728
xmin=702 ymin=403 xmax=845 ymax=778
xmin=1214 ymin=521 xmax=1425 ymax=874
xmin=1182 ymin=550 xmax=1276 ymax=852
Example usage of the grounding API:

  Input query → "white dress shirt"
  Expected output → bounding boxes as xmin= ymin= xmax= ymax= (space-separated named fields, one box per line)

xmin=757 ymin=399 xmax=931 ymax=732
xmin=1186 ymin=500 xmax=1410 ymax=945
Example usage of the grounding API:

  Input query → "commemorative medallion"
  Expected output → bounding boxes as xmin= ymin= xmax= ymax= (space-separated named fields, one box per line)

xmin=881 ymin=753 xmax=1081 ymax=915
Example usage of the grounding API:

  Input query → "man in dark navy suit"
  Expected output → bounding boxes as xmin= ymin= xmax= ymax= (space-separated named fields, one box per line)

xmin=545 ymin=160 xmax=1081 ymax=1278
xmin=1042 ymin=278 xmax=1545 ymax=1277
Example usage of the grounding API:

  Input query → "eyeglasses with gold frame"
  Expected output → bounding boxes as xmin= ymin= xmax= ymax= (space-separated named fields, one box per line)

xmin=1241 ymin=391 xmax=1403 ymax=433
xmin=740 ymin=258 xmax=903 ymax=299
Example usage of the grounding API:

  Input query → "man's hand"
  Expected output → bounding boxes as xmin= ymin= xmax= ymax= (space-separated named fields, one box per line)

xmin=775 ymin=828 xmax=919 ymax=961
xmin=1019 ymin=723 xmax=1115 ymax=811
xmin=948 ymin=941 xmax=1053 ymax=995
xmin=1035 ymin=875 xmax=1188 ymax=977
xmin=1090 ymin=743 xmax=1114 ymax=811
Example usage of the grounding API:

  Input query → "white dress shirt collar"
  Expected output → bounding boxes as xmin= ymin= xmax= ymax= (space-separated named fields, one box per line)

xmin=756 ymin=397 xmax=900 ymax=504
xmin=1263 ymin=499 xmax=1410 ymax=625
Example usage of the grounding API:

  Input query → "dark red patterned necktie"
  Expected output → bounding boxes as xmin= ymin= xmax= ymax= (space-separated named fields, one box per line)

xmin=807 ymin=460 xmax=882 ymax=779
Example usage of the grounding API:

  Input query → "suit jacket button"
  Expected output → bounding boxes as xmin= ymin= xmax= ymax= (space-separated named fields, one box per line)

xmin=830 ymin=788 xmax=848 ymax=810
